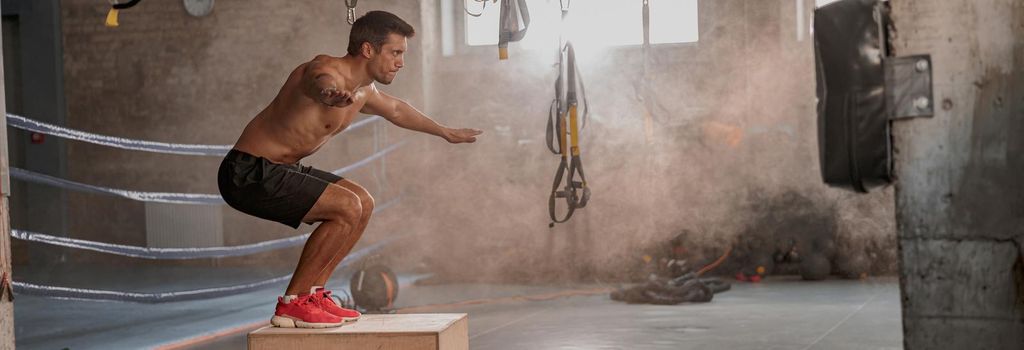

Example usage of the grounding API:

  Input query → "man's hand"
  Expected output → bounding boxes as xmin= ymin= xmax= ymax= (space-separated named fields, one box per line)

xmin=444 ymin=128 xmax=483 ymax=144
xmin=319 ymin=87 xmax=354 ymax=107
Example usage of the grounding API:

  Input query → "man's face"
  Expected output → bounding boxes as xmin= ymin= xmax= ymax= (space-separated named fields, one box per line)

xmin=367 ymin=33 xmax=408 ymax=85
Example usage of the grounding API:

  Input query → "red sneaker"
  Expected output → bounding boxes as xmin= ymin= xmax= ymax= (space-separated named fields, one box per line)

xmin=313 ymin=287 xmax=361 ymax=322
xmin=270 ymin=294 xmax=345 ymax=328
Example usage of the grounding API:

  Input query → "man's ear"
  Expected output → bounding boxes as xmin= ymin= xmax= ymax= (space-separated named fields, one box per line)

xmin=360 ymin=42 xmax=375 ymax=59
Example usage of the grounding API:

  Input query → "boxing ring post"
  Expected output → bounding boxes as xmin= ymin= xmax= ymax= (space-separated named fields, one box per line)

xmin=0 ymin=27 xmax=14 ymax=350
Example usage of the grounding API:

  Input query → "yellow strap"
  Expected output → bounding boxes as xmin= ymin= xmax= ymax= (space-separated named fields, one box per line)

xmin=568 ymin=105 xmax=580 ymax=156
xmin=559 ymin=113 xmax=569 ymax=157
xmin=105 ymin=8 xmax=120 ymax=27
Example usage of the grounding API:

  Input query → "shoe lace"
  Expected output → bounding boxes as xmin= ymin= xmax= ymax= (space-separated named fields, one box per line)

xmin=309 ymin=291 xmax=336 ymax=309
xmin=320 ymin=291 xmax=337 ymax=306
xmin=298 ymin=294 xmax=320 ymax=307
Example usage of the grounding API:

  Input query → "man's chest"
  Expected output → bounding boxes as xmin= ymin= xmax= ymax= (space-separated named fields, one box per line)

xmin=320 ymin=92 xmax=370 ymax=136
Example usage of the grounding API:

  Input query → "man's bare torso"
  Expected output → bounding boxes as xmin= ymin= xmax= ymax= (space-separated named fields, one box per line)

xmin=233 ymin=56 xmax=369 ymax=164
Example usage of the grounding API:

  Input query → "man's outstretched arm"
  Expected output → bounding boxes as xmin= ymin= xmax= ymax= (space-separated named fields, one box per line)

xmin=303 ymin=55 xmax=354 ymax=107
xmin=361 ymin=85 xmax=481 ymax=143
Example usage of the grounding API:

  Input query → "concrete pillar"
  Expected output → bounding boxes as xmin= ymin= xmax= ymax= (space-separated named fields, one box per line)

xmin=0 ymin=3 xmax=14 ymax=348
xmin=3 ymin=0 xmax=68 ymax=265
xmin=890 ymin=1 xmax=1024 ymax=349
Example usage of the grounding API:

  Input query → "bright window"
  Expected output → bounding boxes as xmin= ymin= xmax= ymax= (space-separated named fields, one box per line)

xmin=464 ymin=0 xmax=502 ymax=46
xmin=815 ymin=0 xmax=842 ymax=7
xmin=465 ymin=0 xmax=699 ymax=47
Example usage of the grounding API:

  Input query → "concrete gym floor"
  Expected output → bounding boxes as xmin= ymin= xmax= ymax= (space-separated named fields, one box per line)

xmin=12 ymin=263 xmax=901 ymax=349
xmin=194 ymin=276 xmax=902 ymax=350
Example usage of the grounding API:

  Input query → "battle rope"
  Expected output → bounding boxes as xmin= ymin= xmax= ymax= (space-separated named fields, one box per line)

xmin=696 ymin=246 xmax=733 ymax=276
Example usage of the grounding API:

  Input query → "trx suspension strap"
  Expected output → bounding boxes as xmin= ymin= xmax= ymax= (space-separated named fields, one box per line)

xmin=106 ymin=0 xmax=142 ymax=27
xmin=643 ymin=0 xmax=650 ymax=46
xmin=547 ymin=0 xmax=590 ymax=227
xmin=346 ymin=0 xmax=358 ymax=25
xmin=547 ymin=0 xmax=589 ymax=155
xmin=548 ymin=43 xmax=590 ymax=226
xmin=497 ymin=0 xmax=530 ymax=60
xmin=637 ymin=0 xmax=657 ymax=142
xmin=464 ymin=0 xmax=497 ymax=17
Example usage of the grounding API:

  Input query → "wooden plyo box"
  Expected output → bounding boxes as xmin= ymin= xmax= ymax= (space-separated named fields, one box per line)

xmin=248 ymin=313 xmax=468 ymax=350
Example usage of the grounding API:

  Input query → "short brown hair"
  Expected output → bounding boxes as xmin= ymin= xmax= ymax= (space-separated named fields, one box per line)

xmin=347 ymin=11 xmax=415 ymax=56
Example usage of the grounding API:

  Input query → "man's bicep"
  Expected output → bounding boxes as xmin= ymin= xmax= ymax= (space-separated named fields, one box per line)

xmin=360 ymin=89 xmax=400 ymax=118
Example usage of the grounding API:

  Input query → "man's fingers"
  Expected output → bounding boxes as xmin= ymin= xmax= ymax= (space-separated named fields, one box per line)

xmin=462 ymin=129 xmax=483 ymax=136
xmin=456 ymin=129 xmax=482 ymax=143
xmin=320 ymin=89 xmax=355 ymax=107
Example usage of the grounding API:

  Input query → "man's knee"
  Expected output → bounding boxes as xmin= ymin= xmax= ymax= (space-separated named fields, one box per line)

xmin=328 ymin=193 xmax=363 ymax=225
xmin=335 ymin=179 xmax=374 ymax=218
xmin=361 ymin=193 xmax=375 ymax=217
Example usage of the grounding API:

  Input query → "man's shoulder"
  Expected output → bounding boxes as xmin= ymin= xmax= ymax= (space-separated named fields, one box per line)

xmin=311 ymin=54 xmax=335 ymax=62
xmin=299 ymin=55 xmax=344 ymax=76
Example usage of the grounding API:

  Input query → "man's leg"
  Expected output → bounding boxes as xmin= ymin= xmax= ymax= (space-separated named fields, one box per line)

xmin=313 ymin=179 xmax=374 ymax=286
xmin=284 ymin=184 xmax=364 ymax=296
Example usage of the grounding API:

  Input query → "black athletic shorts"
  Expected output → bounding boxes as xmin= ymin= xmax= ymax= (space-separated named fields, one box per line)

xmin=217 ymin=149 xmax=342 ymax=228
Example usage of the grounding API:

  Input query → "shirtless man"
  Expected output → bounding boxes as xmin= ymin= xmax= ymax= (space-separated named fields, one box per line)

xmin=217 ymin=11 xmax=482 ymax=328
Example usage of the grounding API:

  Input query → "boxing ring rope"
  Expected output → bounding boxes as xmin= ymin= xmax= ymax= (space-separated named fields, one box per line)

xmin=5 ymin=114 xmax=406 ymax=302
xmin=8 ymin=140 xmax=405 ymax=205
xmin=10 ymin=198 xmax=398 ymax=260
xmin=5 ymin=113 xmax=382 ymax=156
xmin=10 ymin=167 xmax=223 ymax=205
xmin=10 ymin=236 xmax=399 ymax=303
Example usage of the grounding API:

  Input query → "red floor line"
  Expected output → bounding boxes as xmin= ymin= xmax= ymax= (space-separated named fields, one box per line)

xmin=152 ymin=320 xmax=268 ymax=350
xmin=149 ymin=285 xmax=609 ymax=349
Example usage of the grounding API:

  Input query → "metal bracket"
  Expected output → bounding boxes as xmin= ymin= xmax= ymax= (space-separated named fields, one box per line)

xmin=885 ymin=54 xmax=933 ymax=119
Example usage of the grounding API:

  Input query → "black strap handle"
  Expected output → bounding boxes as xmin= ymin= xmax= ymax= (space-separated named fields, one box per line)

xmin=112 ymin=0 xmax=142 ymax=10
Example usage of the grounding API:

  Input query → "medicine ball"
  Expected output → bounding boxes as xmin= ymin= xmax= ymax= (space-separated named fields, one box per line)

xmin=748 ymin=252 xmax=775 ymax=276
xmin=799 ymin=253 xmax=831 ymax=281
xmin=836 ymin=251 xmax=871 ymax=279
xmin=350 ymin=265 xmax=399 ymax=311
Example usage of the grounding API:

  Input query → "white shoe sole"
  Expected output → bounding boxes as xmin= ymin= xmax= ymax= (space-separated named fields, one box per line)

xmin=271 ymin=315 xmax=345 ymax=328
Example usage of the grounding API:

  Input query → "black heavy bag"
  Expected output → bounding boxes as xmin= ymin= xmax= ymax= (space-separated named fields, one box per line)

xmin=814 ymin=0 xmax=892 ymax=192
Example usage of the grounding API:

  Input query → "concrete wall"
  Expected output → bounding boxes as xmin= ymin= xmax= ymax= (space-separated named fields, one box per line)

xmin=10 ymin=0 xmax=899 ymax=283
xmin=890 ymin=0 xmax=1024 ymax=348
xmin=50 ymin=0 xmax=423 ymax=265
xmin=398 ymin=0 xmax=896 ymax=282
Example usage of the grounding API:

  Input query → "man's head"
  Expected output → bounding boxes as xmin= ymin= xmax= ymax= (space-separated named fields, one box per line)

xmin=348 ymin=11 xmax=415 ymax=85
